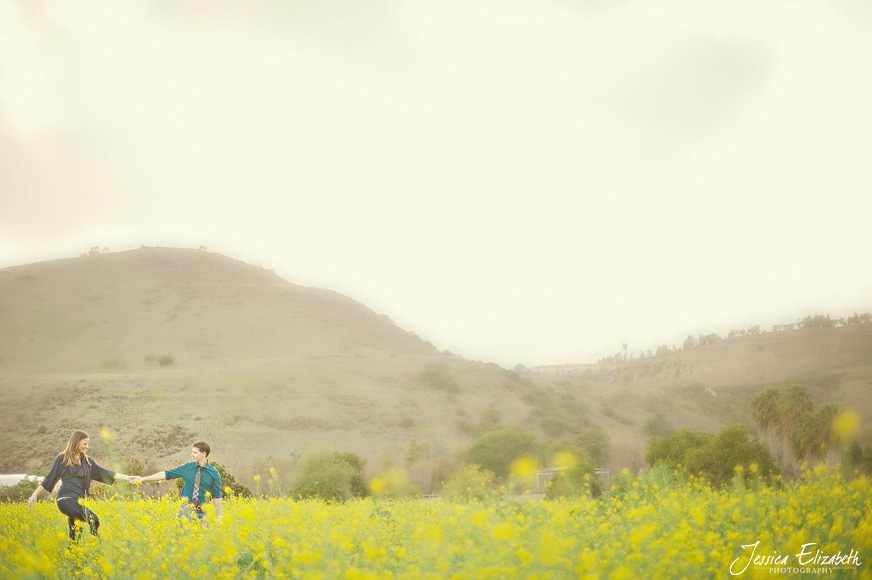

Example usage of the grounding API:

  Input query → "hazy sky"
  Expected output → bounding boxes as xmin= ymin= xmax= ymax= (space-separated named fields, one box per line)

xmin=2 ymin=0 xmax=871 ymax=368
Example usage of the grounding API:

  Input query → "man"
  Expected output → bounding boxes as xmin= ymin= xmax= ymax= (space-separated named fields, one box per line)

xmin=137 ymin=442 xmax=223 ymax=523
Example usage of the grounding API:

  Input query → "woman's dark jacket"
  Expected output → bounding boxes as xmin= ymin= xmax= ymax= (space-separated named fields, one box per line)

xmin=42 ymin=453 xmax=116 ymax=499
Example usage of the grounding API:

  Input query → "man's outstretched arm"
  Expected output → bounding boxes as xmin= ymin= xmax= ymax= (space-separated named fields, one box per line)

xmin=137 ymin=471 xmax=167 ymax=483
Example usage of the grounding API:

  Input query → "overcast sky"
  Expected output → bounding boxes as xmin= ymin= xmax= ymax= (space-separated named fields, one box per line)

xmin=1 ymin=0 xmax=871 ymax=368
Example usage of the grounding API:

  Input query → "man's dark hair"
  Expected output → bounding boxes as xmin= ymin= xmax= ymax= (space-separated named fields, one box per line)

xmin=193 ymin=441 xmax=211 ymax=457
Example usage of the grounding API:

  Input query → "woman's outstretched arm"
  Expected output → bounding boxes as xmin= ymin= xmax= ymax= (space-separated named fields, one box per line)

xmin=27 ymin=485 xmax=47 ymax=507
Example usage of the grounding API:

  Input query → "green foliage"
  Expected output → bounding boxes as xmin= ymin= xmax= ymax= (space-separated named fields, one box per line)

xmin=419 ymin=363 xmax=460 ymax=393
xmin=540 ymin=414 xmax=570 ymax=437
xmin=524 ymin=386 xmax=589 ymax=435
xmin=601 ymin=405 xmax=634 ymax=426
xmin=610 ymin=463 xmax=688 ymax=501
xmin=100 ymin=353 xmax=127 ymax=368
xmin=646 ymin=425 xmax=778 ymax=487
xmin=212 ymin=462 xmax=252 ymax=499
xmin=845 ymin=312 xmax=872 ymax=325
xmin=800 ymin=314 xmax=836 ymax=328
xmin=546 ymin=430 xmax=610 ymax=469
xmin=750 ymin=384 xmax=839 ymax=476
xmin=145 ymin=354 xmax=176 ymax=366
xmin=697 ymin=425 xmax=778 ymax=487
xmin=646 ymin=428 xmax=714 ymax=469
xmin=845 ymin=440 xmax=872 ymax=475
xmin=572 ymin=429 xmax=610 ymax=466
xmin=0 ymin=478 xmax=40 ymax=503
xmin=791 ymin=404 xmax=840 ymax=463
xmin=480 ymin=406 xmax=501 ymax=430
xmin=288 ymin=451 xmax=369 ymax=502
xmin=441 ymin=463 xmax=497 ymax=502
xmin=644 ymin=413 xmax=675 ymax=439
xmin=334 ymin=452 xmax=369 ymax=499
xmin=466 ymin=428 xmax=539 ymax=481
xmin=543 ymin=447 xmax=602 ymax=499
xmin=457 ymin=419 xmax=481 ymax=438
xmin=697 ymin=333 xmax=721 ymax=347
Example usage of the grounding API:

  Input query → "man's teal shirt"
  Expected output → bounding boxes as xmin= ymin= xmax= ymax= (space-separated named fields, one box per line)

xmin=165 ymin=461 xmax=223 ymax=505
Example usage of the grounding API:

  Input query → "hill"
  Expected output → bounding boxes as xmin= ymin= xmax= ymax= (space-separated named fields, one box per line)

xmin=1 ymin=247 xmax=870 ymax=486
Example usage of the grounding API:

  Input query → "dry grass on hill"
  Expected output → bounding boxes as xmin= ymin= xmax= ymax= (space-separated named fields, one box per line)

xmin=1 ymin=247 xmax=870 ymax=487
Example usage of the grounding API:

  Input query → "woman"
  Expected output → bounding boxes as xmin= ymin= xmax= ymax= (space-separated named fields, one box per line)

xmin=27 ymin=430 xmax=136 ymax=540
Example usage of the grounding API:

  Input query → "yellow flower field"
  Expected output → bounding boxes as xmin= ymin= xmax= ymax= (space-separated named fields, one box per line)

xmin=2 ymin=467 xmax=869 ymax=579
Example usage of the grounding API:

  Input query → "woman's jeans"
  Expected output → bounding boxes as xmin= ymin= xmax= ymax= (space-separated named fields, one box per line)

xmin=56 ymin=497 xmax=100 ymax=540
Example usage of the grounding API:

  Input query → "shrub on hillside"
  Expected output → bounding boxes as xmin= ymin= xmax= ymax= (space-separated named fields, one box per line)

xmin=419 ymin=363 xmax=460 ymax=393
xmin=145 ymin=354 xmax=176 ymax=366
xmin=100 ymin=353 xmax=126 ymax=368
xmin=288 ymin=451 xmax=369 ymax=502
xmin=572 ymin=429 xmax=611 ymax=467
xmin=644 ymin=413 xmax=675 ymax=439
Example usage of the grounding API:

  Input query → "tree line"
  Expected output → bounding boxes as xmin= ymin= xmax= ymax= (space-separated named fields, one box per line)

xmin=599 ymin=311 xmax=872 ymax=363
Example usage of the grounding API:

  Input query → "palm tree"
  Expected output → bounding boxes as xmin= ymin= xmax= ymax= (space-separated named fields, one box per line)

xmin=751 ymin=388 xmax=781 ymax=459
xmin=791 ymin=404 xmax=840 ymax=466
xmin=776 ymin=384 xmax=813 ymax=475
xmin=751 ymin=384 xmax=814 ymax=477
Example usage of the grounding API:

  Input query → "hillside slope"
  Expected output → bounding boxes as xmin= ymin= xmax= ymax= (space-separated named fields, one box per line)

xmin=0 ymin=249 xmax=538 ymax=478
xmin=1 ymin=248 xmax=870 ymax=485
xmin=0 ymin=247 xmax=435 ymax=368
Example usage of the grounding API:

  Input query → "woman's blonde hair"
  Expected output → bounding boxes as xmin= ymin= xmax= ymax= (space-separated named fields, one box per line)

xmin=62 ymin=430 xmax=89 ymax=467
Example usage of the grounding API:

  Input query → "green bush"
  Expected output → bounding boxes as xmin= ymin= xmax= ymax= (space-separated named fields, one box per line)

xmin=466 ymin=428 xmax=539 ymax=481
xmin=646 ymin=425 xmax=778 ymax=487
xmin=100 ymin=353 xmax=126 ymax=368
xmin=543 ymin=442 xmax=603 ymax=499
xmin=419 ymin=363 xmax=460 ymax=393
xmin=288 ymin=451 xmax=369 ymax=502
xmin=0 ymin=478 xmax=40 ymax=503
xmin=845 ymin=440 xmax=872 ymax=475
xmin=644 ymin=413 xmax=675 ymax=439
xmin=545 ymin=464 xmax=602 ymax=499
xmin=610 ymin=463 xmax=687 ymax=500
xmin=441 ymin=463 xmax=496 ymax=502
xmin=573 ymin=429 xmax=611 ymax=467
xmin=144 ymin=354 xmax=176 ymax=366
xmin=212 ymin=462 xmax=252 ymax=498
